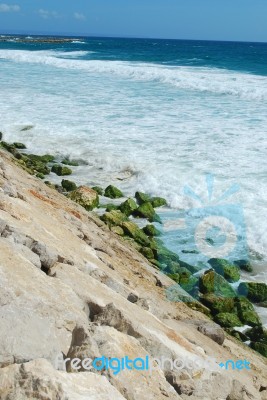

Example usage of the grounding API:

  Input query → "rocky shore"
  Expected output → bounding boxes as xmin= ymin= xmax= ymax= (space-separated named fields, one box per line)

xmin=0 ymin=136 xmax=267 ymax=399
xmin=0 ymin=35 xmax=80 ymax=43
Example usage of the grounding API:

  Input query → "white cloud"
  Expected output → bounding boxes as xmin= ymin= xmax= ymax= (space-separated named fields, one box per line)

xmin=0 ymin=3 xmax=20 ymax=13
xmin=74 ymin=12 xmax=86 ymax=21
xmin=38 ymin=9 xmax=60 ymax=20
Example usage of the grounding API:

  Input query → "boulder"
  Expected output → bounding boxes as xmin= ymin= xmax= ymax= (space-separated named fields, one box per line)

xmin=51 ymin=164 xmax=72 ymax=176
xmin=135 ymin=191 xmax=151 ymax=205
xmin=238 ymin=282 xmax=267 ymax=303
xmin=104 ymin=185 xmax=123 ymax=199
xmin=13 ymin=142 xmax=26 ymax=149
xmin=150 ymin=196 xmax=167 ymax=208
xmin=215 ymin=312 xmax=243 ymax=328
xmin=133 ymin=202 xmax=159 ymax=222
xmin=201 ymin=294 xmax=235 ymax=314
xmin=199 ymin=270 xmax=236 ymax=297
xmin=234 ymin=259 xmax=253 ymax=272
xmin=121 ymin=221 xmax=150 ymax=246
xmin=142 ymin=224 xmax=161 ymax=237
xmin=208 ymin=258 xmax=240 ymax=282
xmin=92 ymin=186 xmax=104 ymax=195
xmin=68 ymin=186 xmax=99 ymax=211
xmin=250 ymin=342 xmax=267 ymax=358
xmin=235 ymin=297 xmax=261 ymax=327
xmin=61 ymin=179 xmax=77 ymax=192
xmin=119 ymin=198 xmax=138 ymax=216
xmin=101 ymin=210 xmax=127 ymax=227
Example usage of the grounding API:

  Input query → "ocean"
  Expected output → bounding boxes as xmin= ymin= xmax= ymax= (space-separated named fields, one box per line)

xmin=0 ymin=36 xmax=266 ymax=320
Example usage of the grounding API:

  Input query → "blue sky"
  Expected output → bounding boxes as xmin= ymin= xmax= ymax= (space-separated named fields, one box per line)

xmin=0 ymin=0 xmax=267 ymax=42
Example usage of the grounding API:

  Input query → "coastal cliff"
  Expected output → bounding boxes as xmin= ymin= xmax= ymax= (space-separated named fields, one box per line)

xmin=0 ymin=147 xmax=267 ymax=400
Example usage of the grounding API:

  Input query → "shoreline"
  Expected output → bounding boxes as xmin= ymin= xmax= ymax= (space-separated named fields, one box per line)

xmin=1 ymin=134 xmax=266 ymax=357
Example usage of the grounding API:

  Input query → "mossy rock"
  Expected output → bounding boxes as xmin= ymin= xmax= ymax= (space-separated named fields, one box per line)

xmin=105 ymin=204 xmax=119 ymax=212
xmin=235 ymin=297 xmax=261 ymax=326
xmin=142 ymin=224 xmax=161 ymax=237
xmin=201 ymin=294 xmax=235 ymax=314
xmin=166 ymin=273 xmax=180 ymax=284
xmin=246 ymin=326 xmax=267 ymax=343
xmin=110 ymin=226 xmax=124 ymax=236
xmin=150 ymin=196 xmax=167 ymax=208
xmin=238 ymin=282 xmax=267 ymax=303
xmin=68 ymin=186 xmax=99 ymax=211
xmin=155 ymin=246 xmax=180 ymax=265
xmin=179 ymin=267 xmax=193 ymax=284
xmin=178 ymin=260 xmax=200 ymax=274
xmin=140 ymin=246 xmax=155 ymax=260
xmin=44 ymin=181 xmax=56 ymax=189
xmin=61 ymin=179 xmax=77 ymax=192
xmin=22 ymin=155 xmax=50 ymax=175
xmin=228 ymin=329 xmax=248 ymax=342
xmin=92 ymin=186 xmax=104 ymax=196
xmin=135 ymin=191 xmax=151 ymax=205
xmin=35 ymin=173 xmax=45 ymax=179
xmin=27 ymin=154 xmax=55 ymax=163
xmin=199 ymin=270 xmax=236 ymax=297
xmin=121 ymin=221 xmax=150 ymax=246
xmin=215 ymin=312 xmax=243 ymax=328
xmin=234 ymin=259 xmax=253 ymax=272
xmin=208 ymin=258 xmax=240 ymax=282
xmin=180 ymin=276 xmax=199 ymax=294
xmin=51 ymin=164 xmax=72 ymax=176
xmin=104 ymin=185 xmax=123 ymax=199
xmin=101 ymin=210 xmax=128 ymax=227
xmin=61 ymin=158 xmax=79 ymax=166
xmin=13 ymin=142 xmax=26 ymax=149
xmin=250 ymin=342 xmax=267 ymax=357
xmin=119 ymin=198 xmax=138 ymax=216
xmin=133 ymin=202 xmax=157 ymax=222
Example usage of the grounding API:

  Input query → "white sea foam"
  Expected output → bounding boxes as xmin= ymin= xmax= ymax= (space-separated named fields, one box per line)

xmin=0 ymin=49 xmax=267 ymax=100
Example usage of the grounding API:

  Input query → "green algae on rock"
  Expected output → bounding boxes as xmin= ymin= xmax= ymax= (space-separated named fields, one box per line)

xmin=121 ymin=221 xmax=150 ymax=247
xmin=150 ymin=196 xmax=167 ymax=208
xmin=61 ymin=179 xmax=77 ymax=192
xmin=68 ymin=186 xmax=99 ymax=211
xmin=199 ymin=270 xmax=236 ymax=297
xmin=119 ymin=198 xmax=138 ymax=216
xmin=92 ymin=186 xmax=104 ymax=196
xmin=104 ymin=185 xmax=123 ymax=199
xmin=133 ymin=202 xmax=160 ymax=223
xmin=238 ymin=282 xmax=267 ymax=303
xmin=100 ymin=210 xmax=128 ymax=227
xmin=135 ymin=191 xmax=151 ymax=205
xmin=215 ymin=312 xmax=243 ymax=328
xmin=51 ymin=164 xmax=72 ymax=176
xmin=142 ymin=224 xmax=161 ymax=237
xmin=208 ymin=258 xmax=240 ymax=282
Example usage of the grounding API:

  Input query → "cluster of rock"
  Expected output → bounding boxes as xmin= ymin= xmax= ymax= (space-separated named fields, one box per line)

xmin=0 ymin=137 xmax=267 ymax=398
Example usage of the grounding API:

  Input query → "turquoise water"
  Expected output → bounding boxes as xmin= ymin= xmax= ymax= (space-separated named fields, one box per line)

xmin=0 ymin=36 xmax=267 ymax=282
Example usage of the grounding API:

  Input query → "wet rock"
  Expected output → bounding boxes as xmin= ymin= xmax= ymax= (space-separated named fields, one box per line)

xmin=135 ymin=191 xmax=151 ymax=205
xmin=104 ymin=185 xmax=123 ymax=199
xmin=234 ymin=259 xmax=253 ymax=272
xmin=238 ymin=282 xmax=267 ymax=303
xmin=121 ymin=221 xmax=150 ymax=246
xmin=215 ymin=312 xmax=243 ymax=328
xmin=199 ymin=270 xmax=236 ymax=297
xmin=92 ymin=186 xmax=103 ymax=195
xmin=101 ymin=210 xmax=128 ymax=227
xmin=142 ymin=224 xmax=161 ymax=237
xmin=51 ymin=164 xmax=72 ymax=176
xmin=68 ymin=186 xmax=99 ymax=211
xmin=133 ymin=202 xmax=159 ymax=222
xmin=13 ymin=142 xmax=26 ymax=149
xmin=119 ymin=198 xmax=138 ymax=216
xmin=61 ymin=179 xmax=77 ymax=192
xmin=208 ymin=258 xmax=240 ymax=282
xmin=150 ymin=196 xmax=167 ymax=208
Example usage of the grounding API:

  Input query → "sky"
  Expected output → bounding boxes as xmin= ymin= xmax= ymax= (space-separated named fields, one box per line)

xmin=0 ymin=0 xmax=267 ymax=42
